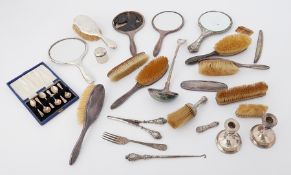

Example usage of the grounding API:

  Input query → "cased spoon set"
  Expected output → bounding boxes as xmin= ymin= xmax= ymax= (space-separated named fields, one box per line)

xmin=7 ymin=9 xmax=278 ymax=166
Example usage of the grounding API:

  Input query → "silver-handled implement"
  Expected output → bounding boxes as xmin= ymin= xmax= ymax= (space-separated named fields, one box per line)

xmin=126 ymin=153 xmax=206 ymax=161
xmin=196 ymin=121 xmax=219 ymax=133
xmin=107 ymin=116 xmax=166 ymax=139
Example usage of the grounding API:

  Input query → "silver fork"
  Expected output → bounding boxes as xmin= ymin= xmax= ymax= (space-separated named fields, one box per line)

xmin=102 ymin=132 xmax=167 ymax=151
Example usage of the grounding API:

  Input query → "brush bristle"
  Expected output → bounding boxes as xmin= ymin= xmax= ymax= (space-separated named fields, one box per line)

xmin=235 ymin=104 xmax=268 ymax=118
xmin=167 ymin=104 xmax=195 ymax=129
xmin=215 ymin=34 xmax=252 ymax=55
xmin=216 ymin=82 xmax=268 ymax=105
xmin=136 ymin=56 xmax=168 ymax=86
xmin=235 ymin=26 xmax=254 ymax=36
xmin=199 ymin=59 xmax=239 ymax=76
xmin=72 ymin=24 xmax=99 ymax=41
xmin=107 ymin=52 xmax=148 ymax=81
xmin=77 ymin=85 xmax=96 ymax=124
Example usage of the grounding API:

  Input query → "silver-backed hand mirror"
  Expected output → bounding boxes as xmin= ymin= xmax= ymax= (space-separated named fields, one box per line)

xmin=48 ymin=37 xmax=94 ymax=84
xmin=188 ymin=11 xmax=232 ymax=53
xmin=152 ymin=11 xmax=184 ymax=56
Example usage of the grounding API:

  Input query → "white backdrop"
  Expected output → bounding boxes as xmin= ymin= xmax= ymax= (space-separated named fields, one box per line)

xmin=1 ymin=0 xmax=290 ymax=174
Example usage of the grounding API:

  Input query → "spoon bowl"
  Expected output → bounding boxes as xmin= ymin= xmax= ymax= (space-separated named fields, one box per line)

xmin=148 ymin=88 xmax=178 ymax=102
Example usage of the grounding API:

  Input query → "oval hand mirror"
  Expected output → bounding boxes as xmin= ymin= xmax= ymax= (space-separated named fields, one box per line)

xmin=48 ymin=37 xmax=94 ymax=84
xmin=112 ymin=11 xmax=144 ymax=56
xmin=188 ymin=11 xmax=232 ymax=53
xmin=152 ymin=11 xmax=184 ymax=56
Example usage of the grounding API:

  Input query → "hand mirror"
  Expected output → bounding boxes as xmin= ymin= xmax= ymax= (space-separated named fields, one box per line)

xmin=48 ymin=37 xmax=94 ymax=84
xmin=152 ymin=11 xmax=184 ymax=56
xmin=112 ymin=11 xmax=144 ymax=56
xmin=188 ymin=11 xmax=232 ymax=53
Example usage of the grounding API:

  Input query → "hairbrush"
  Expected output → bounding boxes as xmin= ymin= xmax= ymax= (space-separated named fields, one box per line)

xmin=111 ymin=56 xmax=169 ymax=109
xmin=198 ymin=58 xmax=269 ymax=76
xmin=235 ymin=26 xmax=254 ymax=36
xmin=235 ymin=104 xmax=268 ymax=118
xmin=167 ymin=96 xmax=207 ymax=129
xmin=216 ymin=82 xmax=268 ymax=105
xmin=185 ymin=34 xmax=252 ymax=65
xmin=73 ymin=15 xmax=117 ymax=49
xmin=107 ymin=52 xmax=149 ymax=81
xmin=69 ymin=84 xmax=105 ymax=165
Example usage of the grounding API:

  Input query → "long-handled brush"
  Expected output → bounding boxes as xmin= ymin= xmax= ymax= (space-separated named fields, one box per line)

xmin=69 ymin=84 xmax=105 ymax=165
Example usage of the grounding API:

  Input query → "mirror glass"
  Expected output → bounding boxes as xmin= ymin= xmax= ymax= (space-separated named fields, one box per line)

xmin=152 ymin=11 xmax=184 ymax=31
xmin=199 ymin=11 xmax=232 ymax=32
xmin=49 ymin=38 xmax=86 ymax=63
xmin=113 ymin=12 xmax=144 ymax=32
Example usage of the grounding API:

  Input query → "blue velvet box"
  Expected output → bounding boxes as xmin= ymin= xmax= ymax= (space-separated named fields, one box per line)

xmin=7 ymin=62 xmax=79 ymax=125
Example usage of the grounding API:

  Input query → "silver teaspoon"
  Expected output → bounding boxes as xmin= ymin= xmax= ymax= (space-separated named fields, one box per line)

xmin=57 ymin=83 xmax=72 ymax=98
xmin=35 ymin=97 xmax=51 ymax=113
xmin=29 ymin=99 xmax=44 ymax=117
xmin=46 ymin=90 xmax=62 ymax=106
xmin=39 ymin=92 xmax=55 ymax=109
xmin=51 ymin=86 xmax=67 ymax=103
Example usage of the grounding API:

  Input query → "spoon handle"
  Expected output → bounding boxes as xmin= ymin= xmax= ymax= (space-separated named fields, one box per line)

xmin=164 ymin=39 xmax=186 ymax=90
xmin=111 ymin=83 xmax=143 ymax=109
xmin=185 ymin=51 xmax=217 ymax=65
xmin=69 ymin=125 xmax=89 ymax=165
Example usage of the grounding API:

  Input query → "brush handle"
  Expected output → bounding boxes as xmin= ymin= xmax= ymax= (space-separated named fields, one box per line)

xmin=185 ymin=51 xmax=217 ymax=65
xmin=69 ymin=125 xmax=89 ymax=165
xmin=111 ymin=83 xmax=143 ymax=109
xmin=193 ymin=96 xmax=208 ymax=108
xmin=236 ymin=63 xmax=270 ymax=70
xmin=100 ymin=35 xmax=117 ymax=49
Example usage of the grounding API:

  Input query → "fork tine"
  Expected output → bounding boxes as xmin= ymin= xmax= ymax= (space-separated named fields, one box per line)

xmin=102 ymin=134 xmax=117 ymax=141
xmin=104 ymin=132 xmax=119 ymax=138
xmin=102 ymin=136 xmax=119 ymax=144
xmin=103 ymin=132 xmax=117 ymax=139
xmin=102 ymin=133 xmax=118 ymax=141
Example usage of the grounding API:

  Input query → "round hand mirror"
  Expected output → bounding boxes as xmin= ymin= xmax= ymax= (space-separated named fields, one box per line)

xmin=112 ymin=11 xmax=144 ymax=56
xmin=152 ymin=11 xmax=184 ymax=56
xmin=188 ymin=11 xmax=232 ymax=53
